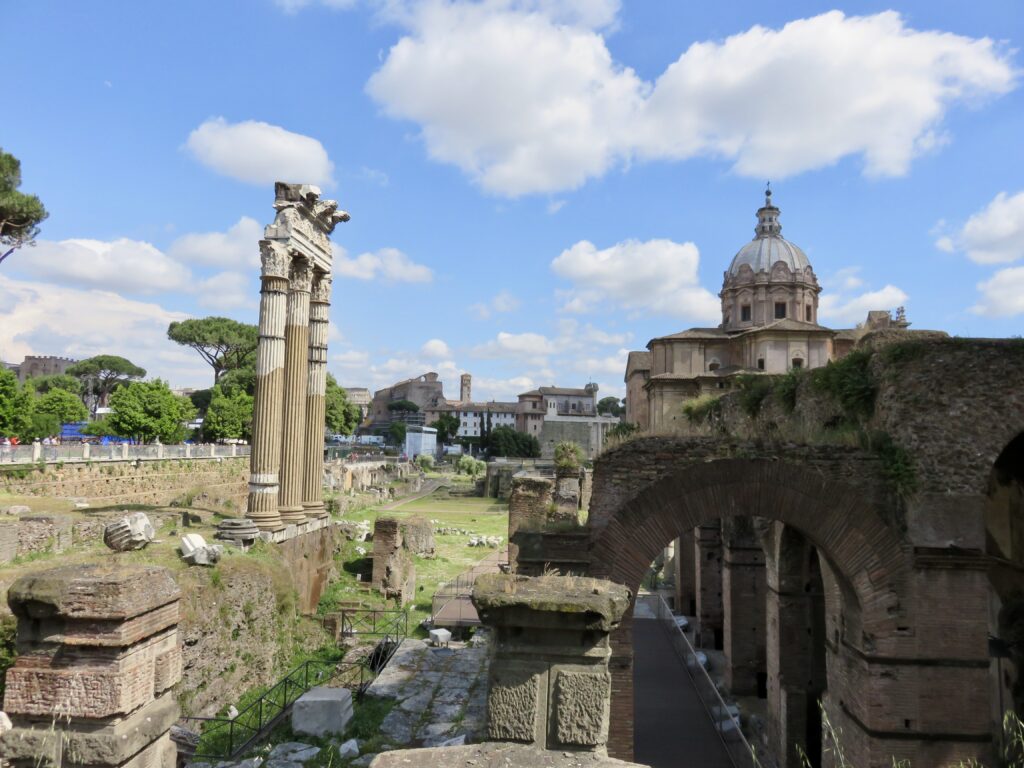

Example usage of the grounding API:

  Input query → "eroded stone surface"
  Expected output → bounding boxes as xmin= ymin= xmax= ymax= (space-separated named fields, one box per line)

xmin=368 ymin=742 xmax=650 ymax=767
xmin=554 ymin=670 xmax=610 ymax=746
xmin=486 ymin=666 xmax=539 ymax=742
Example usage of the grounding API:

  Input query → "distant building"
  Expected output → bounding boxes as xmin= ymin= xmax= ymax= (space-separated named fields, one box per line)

xmin=516 ymin=383 xmax=615 ymax=459
xmin=369 ymin=372 xmax=447 ymax=428
xmin=342 ymin=387 xmax=371 ymax=419
xmin=404 ymin=425 xmax=437 ymax=459
xmin=12 ymin=355 xmax=78 ymax=383
xmin=625 ymin=188 xmax=913 ymax=431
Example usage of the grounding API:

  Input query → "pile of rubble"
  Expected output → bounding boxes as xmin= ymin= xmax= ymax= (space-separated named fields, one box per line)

xmin=468 ymin=535 xmax=503 ymax=548
xmin=434 ymin=526 xmax=471 ymax=536
xmin=102 ymin=511 xmax=156 ymax=551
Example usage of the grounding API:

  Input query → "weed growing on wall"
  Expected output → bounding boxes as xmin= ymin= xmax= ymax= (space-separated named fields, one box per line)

xmin=736 ymin=375 xmax=776 ymax=417
xmin=810 ymin=349 xmax=876 ymax=424
xmin=682 ymin=394 xmax=723 ymax=425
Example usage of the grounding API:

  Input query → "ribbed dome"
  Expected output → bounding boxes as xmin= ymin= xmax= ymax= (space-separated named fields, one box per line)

xmin=727 ymin=187 xmax=812 ymax=277
xmin=728 ymin=236 xmax=810 ymax=276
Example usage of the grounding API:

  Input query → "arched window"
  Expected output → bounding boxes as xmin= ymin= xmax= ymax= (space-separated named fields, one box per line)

xmin=791 ymin=358 xmax=804 ymax=369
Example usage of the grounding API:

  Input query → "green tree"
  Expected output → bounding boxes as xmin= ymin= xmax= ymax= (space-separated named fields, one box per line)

xmin=456 ymin=454 xmax=486 ymax=478
xmin=202 ymin=385 xmax=253 ymax=441
xmin=66 ymin=355 xmax=146 ymax=410
xmin=219 ymin=360 xmax=256 ymax=397
xmin=597 ymin=396 xmax=624 ymax=417
xmin=0 ymin=368 xmax=32 ymax=438
xmin=82 ymin=419 xmax=116 ymax=438
xmin=484 ymin=425 xmax=540 ymax=458
xmin=429 ymin=413 xmax=460 ymax=444
xmin=386 ymin=399 xmax=419 ymax=413
xmin=24 ymin=373 xmax=82 ymax=396
xmin=107 ymin=380 xmax=196 ymax=443
xmin=166 ymin=317 xmax=258 ymax=385
xmin=0 ymin=149 xmax=48 ymax=263
xmin=415 ymin=453 xmax=435 ymax=471
xmin=325 ymin=374 xmax=361 ymax=436
xmin=34 ymin=388 xmax=89 ymax=425
xmin=389 ymin=421 xmax=407 ymax=447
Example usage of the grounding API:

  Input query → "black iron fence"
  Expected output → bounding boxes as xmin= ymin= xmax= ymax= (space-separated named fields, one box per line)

xmin=181 ymin=609 xmax=407 ymax=760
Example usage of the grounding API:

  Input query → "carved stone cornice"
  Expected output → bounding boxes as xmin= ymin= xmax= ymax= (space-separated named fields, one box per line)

xmin=259 ymin=240 xmax=290 ymax=279
xmin=310 ymin=272 xmax=333 ymax=304
xmin=263 ymin=183 xmax=350 ymax=273
xmin=289 ymin=256 xmax=314 ymax=293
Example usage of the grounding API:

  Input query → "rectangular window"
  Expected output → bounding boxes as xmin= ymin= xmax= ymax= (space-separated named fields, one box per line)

xmin=757 ymin=358 xmax=765 ymax=370
xmin=741 ymin=305 xmax=752 ymax=322
xmin=775 ymin=302 xmax=787 ymax=319
xmin=805 ymin=305 xmax=812 ymax=322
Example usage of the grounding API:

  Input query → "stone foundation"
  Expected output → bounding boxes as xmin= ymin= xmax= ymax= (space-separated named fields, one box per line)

xmin=1 ymin=564 xmax=182 ymax=768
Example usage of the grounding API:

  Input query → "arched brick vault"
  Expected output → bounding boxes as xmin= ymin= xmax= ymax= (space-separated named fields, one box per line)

xmin=587 ymin=438 xmax=910 ymax=632
xmin=586 ymin=437 xmax=914 ymax=761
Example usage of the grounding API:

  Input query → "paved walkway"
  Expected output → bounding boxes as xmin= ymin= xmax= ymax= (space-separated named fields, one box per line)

xmin=379 ymin=479 xmax=443 ymax=510
xmin=633 ymin=617 xmax=734 ymax=768
xmin=432 ymin=549 xmax=508 ymax=627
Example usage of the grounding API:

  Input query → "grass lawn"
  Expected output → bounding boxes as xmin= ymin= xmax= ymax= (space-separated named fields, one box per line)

xmin=320 ymin=484 xmax=508 ymax=635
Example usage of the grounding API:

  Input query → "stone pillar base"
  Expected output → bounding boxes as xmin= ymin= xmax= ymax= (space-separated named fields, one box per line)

xmin=278 ymin=504 xmax=307 ymax=524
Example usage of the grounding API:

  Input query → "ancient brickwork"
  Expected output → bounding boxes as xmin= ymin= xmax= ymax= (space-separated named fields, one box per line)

xmin=0 ymin=457 xmax=247 ymax=508
xmin=371 ymin=517 xmax=415 ymax=604
xmin=398 ymin=517 xmax=435 ymax=557
xmin=1 ymin=564 xmax=182 ymax=768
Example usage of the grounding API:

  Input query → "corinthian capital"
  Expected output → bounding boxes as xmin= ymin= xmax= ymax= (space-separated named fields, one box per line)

xmin=259 ymin=240 xmax=290 ymax=279
xmin=311 ymin=272 xmax=333 ymax=304
xmin=289 ymin=256 xmax=314 ymax=292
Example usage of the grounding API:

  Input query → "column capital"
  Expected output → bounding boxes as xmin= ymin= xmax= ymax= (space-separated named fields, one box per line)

xmin=260 ymin=239 xmax=291 ymax=279
xmin=289 ymin=255 xmax=314 ymax=292
xmin=311 ymin=271 xmax=333 ymax=304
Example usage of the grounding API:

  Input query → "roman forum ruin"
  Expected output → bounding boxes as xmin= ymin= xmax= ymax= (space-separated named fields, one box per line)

xmin=246 ymin=183 xmax=349 ymax=532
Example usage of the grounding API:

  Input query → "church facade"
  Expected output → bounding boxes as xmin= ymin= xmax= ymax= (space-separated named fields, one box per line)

xmin=625 ymin=188 xmax=908 ymax=431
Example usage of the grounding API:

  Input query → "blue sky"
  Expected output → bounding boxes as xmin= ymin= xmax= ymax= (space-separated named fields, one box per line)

xmin=3 ymin=0 xmax=1022 ymax=401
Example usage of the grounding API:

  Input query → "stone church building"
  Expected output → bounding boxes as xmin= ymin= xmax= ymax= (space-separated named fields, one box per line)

xmin=625 ymin=188 xmax=909 ymax=431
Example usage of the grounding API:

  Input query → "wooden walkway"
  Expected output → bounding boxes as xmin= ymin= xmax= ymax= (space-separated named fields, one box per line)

xmin=431 ymin=549 xmax=508 ymax=627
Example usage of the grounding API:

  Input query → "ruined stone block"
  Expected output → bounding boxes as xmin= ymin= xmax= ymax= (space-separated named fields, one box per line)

xmin=486 ymin=665 xmax=541 ymax=742
xmin=553 ymin=670 xmax=610 ymax=746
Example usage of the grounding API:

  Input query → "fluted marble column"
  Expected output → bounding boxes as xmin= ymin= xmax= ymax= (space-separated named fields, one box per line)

xmin=302 ymin=271 xmax=331 ymax=519
xmin=246 ymin=241 xmax=290 ymax=532
xmin=278 ymin=256 xmax=313 ymax=524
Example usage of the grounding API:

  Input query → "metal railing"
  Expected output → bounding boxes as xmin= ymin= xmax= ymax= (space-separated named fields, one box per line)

xmin=183 ymin=609 xmax=407 ymax=760
xmin=339 ymin=607 xmax=408 ymax=637
xmin=0 ymin=442 xmax=250 ymax=465
xmin=636 ymin=593 xmax=758 ymax=768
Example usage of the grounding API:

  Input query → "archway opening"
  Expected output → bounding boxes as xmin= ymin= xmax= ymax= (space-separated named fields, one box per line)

xmin=986 ymin=431 xmax=1024 ymax=743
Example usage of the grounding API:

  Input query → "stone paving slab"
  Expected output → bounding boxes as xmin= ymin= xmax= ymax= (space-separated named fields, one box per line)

xmin=364 ymin=637 xmax=489 ymax=749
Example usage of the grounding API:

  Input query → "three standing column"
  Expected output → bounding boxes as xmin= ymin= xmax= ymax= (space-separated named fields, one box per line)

xmin=302 ymin=272 xmax=331 ymax=518
xmin=247 ymin=241 xmax=290 ymax=532
xmin=278 ymin=256 xmax=314 ymax=524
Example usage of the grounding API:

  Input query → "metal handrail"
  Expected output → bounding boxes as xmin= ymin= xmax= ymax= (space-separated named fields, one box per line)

xmin=339 ymin=607 xmax=408 ymax=637
xmin=182 ymin=609 xmax=407 ymax=759
xmin=635 ymin=593 xmax=759 ymax=768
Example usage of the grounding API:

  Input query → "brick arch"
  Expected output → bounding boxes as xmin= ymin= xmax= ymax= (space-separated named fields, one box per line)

xmin=587 ymin=449 xmax=911 ymax=761
xmin=589 ymin=457 xmax=907 ymax=627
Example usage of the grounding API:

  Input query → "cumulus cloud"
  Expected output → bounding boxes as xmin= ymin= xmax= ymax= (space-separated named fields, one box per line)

xmin=15 ymin=237 xmax=191 ymax=295
xmin=940 ymin=191 xmax=1024 ymax=264
xmin=421 ymin=338 xmax=452 ymax=358
xmin=168 ymin=216 xmax=263 ymax=270
xmin=333 ymin=246 xmax=433 ymax=282
xmin=473 ymin=331 xmax=558 ymax=362
xmin=186 ymin=117 xmax=334 ymax=186
xmin=972 ymin=267 xmax=1024 ymax=317
xmin=0 ymin=274 xmax=207 ymax=385
xmin=470 ymin=290 xmax=521 ymax=319
xmin=818 ymin=284 xmax=909 ymax=325
xmin=195 ymin=271 xmax=256 ymax=310
xmin=367 ymin=1 xmax=645 ymax=196
xmin=551 ymin=238 xmax=720 ymax=321
xmin=367 ymin=6 xmax=1016 ymax=196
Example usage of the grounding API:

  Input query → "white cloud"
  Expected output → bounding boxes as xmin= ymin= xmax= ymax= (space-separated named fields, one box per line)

xmin=15 ymin=237 xmax=191 ymax=295
xmin=551 ymin=238 xmax=720 ymax=321
xmin=972 ymin=267 xmax=1024 ymax=317
xmin=470 ymin=374 xmax=537 ymax=401
xmin=421 ymin=338 xmax=452 ymax=358
xmin=576 ymin=347 xmax=629 ymax=377
xmin=943 ymin=191 xmax=1024 ymax=264
xmin=366 ymin=1 xmax=645 ymax=196
xmin=168 ymin=216 xmax=263 ymax=270
xmin=547 ymin=199 xmax=567 ymax=214
xmin=367 ymin=6 xmax=1016 ymax=195
xmin=186 ymin=117 xmax=334 ymax=186
xmin=333 ymin=246 xmax=433 ymax=282
xmin=0 ymin=274 xmax=208 ymax=386
xmin=818 ymin=284 xmax=909 ymax=325
xmin=470 ymin=290 xmax=521 ymax=319
xmin=195 ymin=271 xmax=256 ymax=310
xmin=473 ymin=331 xmax=558 ymax=362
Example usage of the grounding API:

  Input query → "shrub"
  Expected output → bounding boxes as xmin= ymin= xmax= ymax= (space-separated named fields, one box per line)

xmin=415 ymin=453 xmax=434 ymax=471
xmin=553 ymin=441 xmax=584 ymax=474
xmin=682 ymin=394 xmax=723 ymax=425
xmin=735 ymin=375 xmax=775 ymax=418
xmin=810 ymin=349 xmax=876 ymax=423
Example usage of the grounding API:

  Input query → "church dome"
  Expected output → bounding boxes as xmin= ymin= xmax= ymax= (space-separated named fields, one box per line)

xmin=727 ymin=187 xmax=811 ymax=276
